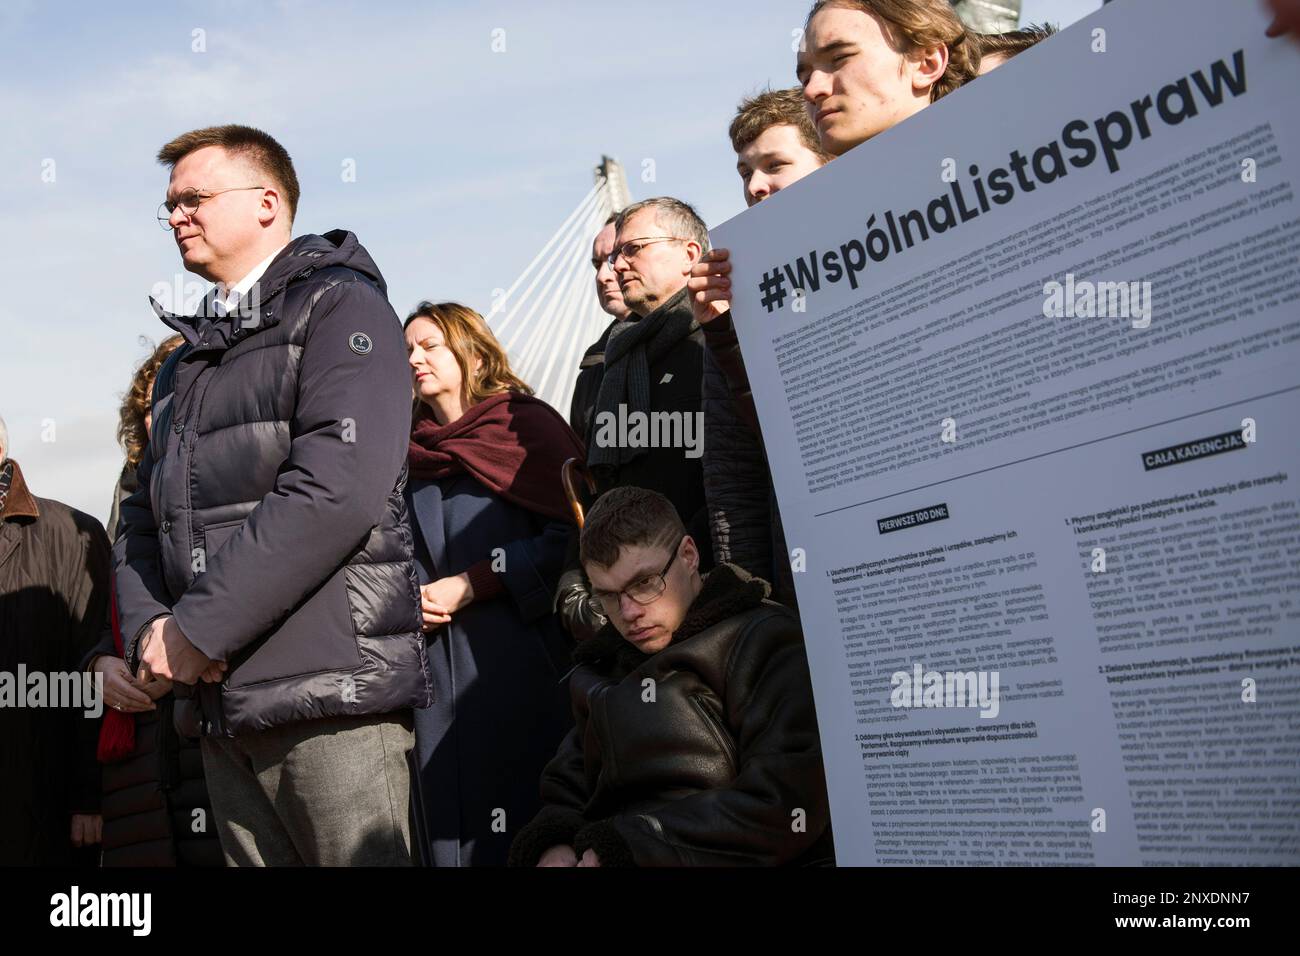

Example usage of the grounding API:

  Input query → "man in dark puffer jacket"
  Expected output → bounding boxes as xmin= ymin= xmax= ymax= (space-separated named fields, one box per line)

xmin=115 ymin=125 xmax=430 ymax=865
xmin=510 ymin=486 xmax=833 ymax=866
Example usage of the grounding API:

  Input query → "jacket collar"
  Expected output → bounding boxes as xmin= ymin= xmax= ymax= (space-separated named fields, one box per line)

xmin=578 ymin=319 xmax=621 ymax=369
xmin=574 ymin=563 xmax=770 ymax=670
xmin=0 ymin=459 xmax=39 ymax=522
xmin=218 ymin=243 xmax=287 ymax=314
xmin=147 ymin=230 xmax=379 ymax=351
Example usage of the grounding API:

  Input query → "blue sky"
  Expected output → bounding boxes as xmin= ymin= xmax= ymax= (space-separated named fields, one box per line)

xmin=0 ymin=0 xmax=1101 ymax=522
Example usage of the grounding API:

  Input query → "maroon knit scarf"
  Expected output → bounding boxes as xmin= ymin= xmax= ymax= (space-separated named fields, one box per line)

xmin=408 ymin=391 xmax=584 ymax=525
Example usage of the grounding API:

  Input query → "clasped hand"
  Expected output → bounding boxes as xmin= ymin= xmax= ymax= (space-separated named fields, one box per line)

xmin=137 ymin=615 xmax=227 ymax=685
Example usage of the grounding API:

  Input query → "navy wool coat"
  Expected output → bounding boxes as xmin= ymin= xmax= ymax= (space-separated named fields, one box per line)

xmin=406 ymin=474 xmax=575 ymax=866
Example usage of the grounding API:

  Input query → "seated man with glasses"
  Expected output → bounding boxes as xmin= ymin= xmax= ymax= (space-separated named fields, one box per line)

xmin=510 ymin=485 xmax=833 ymax=867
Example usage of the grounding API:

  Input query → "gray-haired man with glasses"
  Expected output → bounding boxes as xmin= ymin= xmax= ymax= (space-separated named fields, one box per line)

xmin=555 ymin=198 xmax=716 ymax=643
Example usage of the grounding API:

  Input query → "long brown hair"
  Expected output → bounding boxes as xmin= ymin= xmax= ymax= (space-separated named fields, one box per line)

xmin=117 ymin=334 xmax=184 ymax=469
xmin=403 ymin=301 xmax=532 ymax=411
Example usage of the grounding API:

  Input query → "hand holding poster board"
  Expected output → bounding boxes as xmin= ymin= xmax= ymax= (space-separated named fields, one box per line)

xmin=711 ymin=0 xmax=1300 ymax=865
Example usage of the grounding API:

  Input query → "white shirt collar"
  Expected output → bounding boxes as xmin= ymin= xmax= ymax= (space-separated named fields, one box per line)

xmin=215 ymin=243 xmax=288 ymax=315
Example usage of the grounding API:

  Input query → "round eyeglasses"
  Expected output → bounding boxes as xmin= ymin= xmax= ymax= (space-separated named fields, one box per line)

xmin=606 ymin=236 xmax=687 ymax=267
xmin=158 ymin=185 xmax=265 ymax=229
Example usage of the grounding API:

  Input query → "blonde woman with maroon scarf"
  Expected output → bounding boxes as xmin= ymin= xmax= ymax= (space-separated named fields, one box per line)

xmin=403 ymin=301 xmax=584 ymax=867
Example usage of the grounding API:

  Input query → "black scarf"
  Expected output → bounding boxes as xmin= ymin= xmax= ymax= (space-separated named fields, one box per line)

xmin=586 ymin=286 xmax=697 ymax=471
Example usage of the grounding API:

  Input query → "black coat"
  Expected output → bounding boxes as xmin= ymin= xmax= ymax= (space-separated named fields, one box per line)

xmin=0 ymin=460 xmax=108 ymax=865
xmin=80 ymin=695 xmax=223 ymax=867
xmin=568 ymin=319 xmax=617 ymax=438
xmin=407 ymin=475 xmax=574 ymax=866
xmin=582 ymin=290 xmax=710 ymax=545
xmin=701 ymin=314 xmax=797 ymax=608
xmin=511 ymin=564 xmax=833 ymax=867
xmin=114 ymin=231 xmax=432 ymax=737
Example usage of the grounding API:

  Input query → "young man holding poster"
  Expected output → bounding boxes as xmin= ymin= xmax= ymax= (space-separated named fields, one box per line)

xmin=702 ymin=90 xmax=832 ymax=605
xmin=733 ymin=87 xmax=833 ymax=210
xmin=796 ymin=0 xmax=978 ymax=157
xmin=690 ymin=0 xmax=980 ymax=386
xmin=693 ymin=0 xmax=1296 ymax=389
xmin=695 ymin=1 xmax=976 ymax=604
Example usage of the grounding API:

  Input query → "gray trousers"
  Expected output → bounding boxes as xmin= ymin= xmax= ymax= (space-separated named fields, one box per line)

xmin=200 ymin=713 xmax=415 ymax=866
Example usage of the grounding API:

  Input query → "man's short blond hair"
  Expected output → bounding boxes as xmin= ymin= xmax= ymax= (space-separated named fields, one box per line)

xmin=730 ymin=87 xmax=832 ymax=161
xmin=156 ymin=124 xmax=300 ymax=223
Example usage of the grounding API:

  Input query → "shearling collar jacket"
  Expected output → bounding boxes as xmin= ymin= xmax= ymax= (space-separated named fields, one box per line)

xmin=510 ymin=563 xmax=833 ymax=866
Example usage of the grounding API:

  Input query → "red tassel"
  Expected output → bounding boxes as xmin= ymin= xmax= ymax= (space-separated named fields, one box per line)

xmin=96 ymin=576 xmax=136 ymax=763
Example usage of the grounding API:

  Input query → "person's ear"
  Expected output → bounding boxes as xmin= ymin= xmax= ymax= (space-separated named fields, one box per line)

xmin=910 ymin=42 xmax=949 ymax=96
xmin=681 ymin=534 xmax=700 ymax=573
xmin=684 ymin=240 xmax=704 ymax=272
xmin=257 ymin=186 xmax=281 ymax=227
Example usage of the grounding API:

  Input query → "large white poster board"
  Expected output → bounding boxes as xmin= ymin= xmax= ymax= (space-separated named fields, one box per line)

xmin=712 ymin=0 xmax=1300 ymax=865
